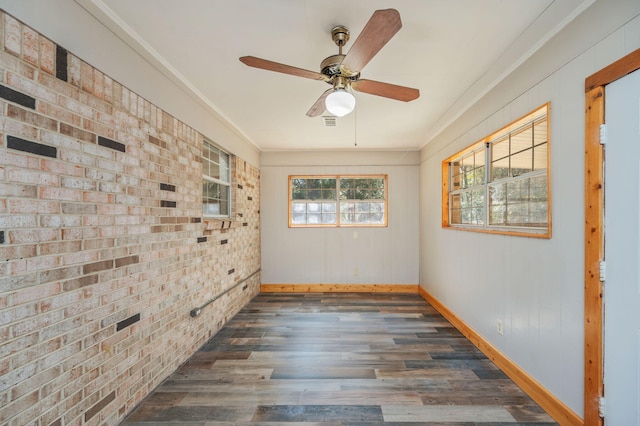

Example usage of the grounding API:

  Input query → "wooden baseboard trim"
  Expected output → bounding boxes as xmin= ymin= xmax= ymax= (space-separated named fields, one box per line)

xmin=260 ymin=284 xmax=419 ymax=293
xmin=418 ymin=287 xmax=583 ymax=426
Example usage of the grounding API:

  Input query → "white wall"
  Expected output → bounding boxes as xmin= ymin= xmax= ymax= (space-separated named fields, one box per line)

xmin=261 ymin=150 xmax=419 ymax=285
xmin=0 ymin=0 xmax=260 ymax=166
xmin=419 ymin=0 xmax=640 ymax=417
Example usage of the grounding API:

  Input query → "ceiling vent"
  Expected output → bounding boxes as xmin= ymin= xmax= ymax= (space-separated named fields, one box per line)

xmin=322 ymin=116 xmax=338 ymax=127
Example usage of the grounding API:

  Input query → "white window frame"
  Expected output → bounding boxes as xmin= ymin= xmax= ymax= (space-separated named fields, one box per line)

xmin=202 ymin=140 xmax=231 ymax=218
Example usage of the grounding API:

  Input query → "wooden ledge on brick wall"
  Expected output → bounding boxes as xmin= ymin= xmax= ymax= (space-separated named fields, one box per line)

xmin=203 ymin=218 xmax=238 ymax=231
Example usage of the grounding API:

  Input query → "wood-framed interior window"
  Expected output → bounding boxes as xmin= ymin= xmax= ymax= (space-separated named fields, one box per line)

xmin=289 ymin=175 xmax=388 ymax=227
xmin=202 ymin=140 xmax=231 ymax=218
xmin=442 ymin=103 xmax=551 ymax=237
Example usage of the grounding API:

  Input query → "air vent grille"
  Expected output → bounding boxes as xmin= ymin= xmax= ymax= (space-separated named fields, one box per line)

xmin=322 ymin=116 xmax=337 ymax=127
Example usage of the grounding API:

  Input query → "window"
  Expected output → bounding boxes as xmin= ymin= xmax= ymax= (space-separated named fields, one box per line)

xmin=443 ymin=103 xmax=550 ymax=237
xmin=289 ymin=175 xmax=387 ymax=227
xmin=202 ymin=140 xmax=231 ymax=217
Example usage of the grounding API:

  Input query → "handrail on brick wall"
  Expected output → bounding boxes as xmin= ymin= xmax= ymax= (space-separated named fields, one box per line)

xmin=189 ymin=269 xmax=261 ymax=317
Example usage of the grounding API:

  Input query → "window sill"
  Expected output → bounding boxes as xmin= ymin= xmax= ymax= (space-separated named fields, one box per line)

xmin=443 ymin=224 xmax=551 ymax=239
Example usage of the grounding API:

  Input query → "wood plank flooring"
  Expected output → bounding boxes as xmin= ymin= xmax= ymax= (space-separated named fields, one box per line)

xmin=122 ymin=293 xmax=558 ymax=425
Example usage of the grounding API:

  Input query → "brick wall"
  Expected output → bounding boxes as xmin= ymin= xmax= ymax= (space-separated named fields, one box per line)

xmin=0 ymin=10 xmax=261 ymax=425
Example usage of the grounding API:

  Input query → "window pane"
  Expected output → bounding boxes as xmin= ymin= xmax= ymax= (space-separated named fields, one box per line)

xmin=322 ymin=178 xmax=336 ymax=189
xmin=322 ymin=213 xmax=336 ymax=224
xmin=492 ymin=137 xmax=509 ymax=161
xmin=209 ymin=162 xmax=221 ymax=180
xmin=471 ymin=207 xmax=484 ymax=225
xmin=511 ymin=149 xmax=533 ymax=177
xmin=203 ymin=201 xmax=220 ymax=216
xmin=534 ymin=143 xmax=547 ymax=171
xmin=370 ymin=213 xmax=384 ymax=224
xmin=341 ymin=178 xmax=355 ymax=189
xmin=461 ymin=208 xmax=472 ymax=224
xmin=292 ymin=203 xmax=306 ymax=213
xmin=463 ymin=170 xmax=475 ymax=188
xmin=202 ymin=144 xmax=211 ymax=161
xmin=534 ymin=118 xmax=548 ymax=144
xmin=528 ymin=201 xmax=548 ymax=225
xmin=310 ymin=179 xmax=319 ymax=188
xmin=356 ymin=213 xmax=369 ymax=223
xmin=511 ymin=125 xmax=533 ymax=153
xmin=307 ymin=202 xmax=321 ymax=213
xmin=323 ymin=189 xmax=336 ymax=200
xmin=492 ymin=157 xmax=510 ymax=180
xmin=450 ymin=193 xmax=461 ymax=224
xmin=471 ymin=189 xmax=484 ymax=207
xmin=341 ymin=189 xmax=355 ymax=200
xmin=471 ymin=166 xmax=484 ymax=186
xmin=451 ymin=193 xmax=461 ymax=209
xmin=292 ymin=213 xmax=306 ymax=224
xmin=507 ymin=179 xmax=528 ymax=203
xmin=529 ymin=175 xmax=548 ymax=201
xmin=490 ymin=205 xmax=506 ymax=225
xmin=489 ymin=183 xmax=506 ymax=206
xmin=340 ymin=202 xmax=355 ymax=224
xmin=507 ymin=203 xmax=527 ymax=225
xmin=356 ymin=179 xmax=369 ymax=189
xmin=355 ymin=188 xmax=367 ymax=200
xmin=356 ymin=202 xmax=370 ymax=213
xmin=475 ymin=149 xmax=486 ymax=169
xmin=220 ymin=152 xmax=229 ymax=182
xmin=308 ymin=189 xmax=321 ymax=200
xmin=370 ymin=202 xmax=384 ymax=213
xmin=291 ymin=179 xmax=306 ymax=190
xmin=322 ymin=203 xmax=336 ymax=213
xmin=451 ymin=161 xmax=462 ymax=190
xmin=451 ymin=208 xmax=461 ymax=224
xmin=307 ymin=213 xmax=321 ymax=224
xmin=292 ymin=189 xmax=305 ymax=200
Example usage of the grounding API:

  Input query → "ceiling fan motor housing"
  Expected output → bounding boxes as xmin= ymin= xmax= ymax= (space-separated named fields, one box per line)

xmin=331 ymin=25 xmax=349 ymax=46
xmin=321 ymin=25 xmax=360 ymax=82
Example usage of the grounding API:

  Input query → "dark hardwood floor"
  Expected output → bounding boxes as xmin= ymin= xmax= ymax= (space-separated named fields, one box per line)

xmin=122 ymin=293 xmax=558 ymax=425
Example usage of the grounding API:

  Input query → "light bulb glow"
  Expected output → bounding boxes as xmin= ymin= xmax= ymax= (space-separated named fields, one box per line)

xmin=325 ymin=89 xmax=355 ymax=117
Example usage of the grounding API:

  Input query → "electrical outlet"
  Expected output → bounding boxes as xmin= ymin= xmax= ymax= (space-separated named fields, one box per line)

xmin=353 ymin=268 xmax=359 ymax=276
xmin=496 ymin=319 xmax=504 ymax=335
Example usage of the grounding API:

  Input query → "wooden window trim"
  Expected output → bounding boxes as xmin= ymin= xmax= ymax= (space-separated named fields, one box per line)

xmin=442 ymin=103 xmax=551 ymax=238
xmin=288 ymin=174 xmax=388 ymax=228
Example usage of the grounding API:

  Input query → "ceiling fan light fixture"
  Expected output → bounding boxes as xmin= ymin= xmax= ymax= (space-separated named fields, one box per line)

xmin=325 ymin=89 xmax=355 ymax=117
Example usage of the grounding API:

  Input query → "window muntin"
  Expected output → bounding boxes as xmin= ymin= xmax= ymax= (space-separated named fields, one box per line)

xmin=444 ymin=104 xmax=550 ymax=237
xmin=202 ymin=140 xmax=231 ymax=217
xmin=289 ymin=175 xmax=387 ymax=227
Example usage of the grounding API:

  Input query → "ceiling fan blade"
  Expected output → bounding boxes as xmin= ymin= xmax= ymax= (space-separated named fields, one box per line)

xmin=306 ymin=89 xmax=333 ymax=117
xmin=352 ymin=79 xmax=419 ymax=102
xmin=240 ymin=56 xmax=328 ymax=81
xmin=340 ymin=9 xmax=402 ymax=75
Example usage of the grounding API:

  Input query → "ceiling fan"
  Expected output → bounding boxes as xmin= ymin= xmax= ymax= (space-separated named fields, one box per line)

xmin=239 ymin=8 xmax=419 ymax=117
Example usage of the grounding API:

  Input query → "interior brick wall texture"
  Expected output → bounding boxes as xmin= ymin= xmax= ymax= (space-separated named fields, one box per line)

xmin=0 ymin=10 xmax=261 ymax=426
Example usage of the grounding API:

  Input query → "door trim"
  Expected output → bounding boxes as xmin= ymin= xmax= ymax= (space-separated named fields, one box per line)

xmin=584 ymin=48 xmax=640 ymax=426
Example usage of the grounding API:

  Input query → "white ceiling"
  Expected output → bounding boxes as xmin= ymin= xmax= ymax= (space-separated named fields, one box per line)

xmin=77 ymin=0 xmax=592 ymax=151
